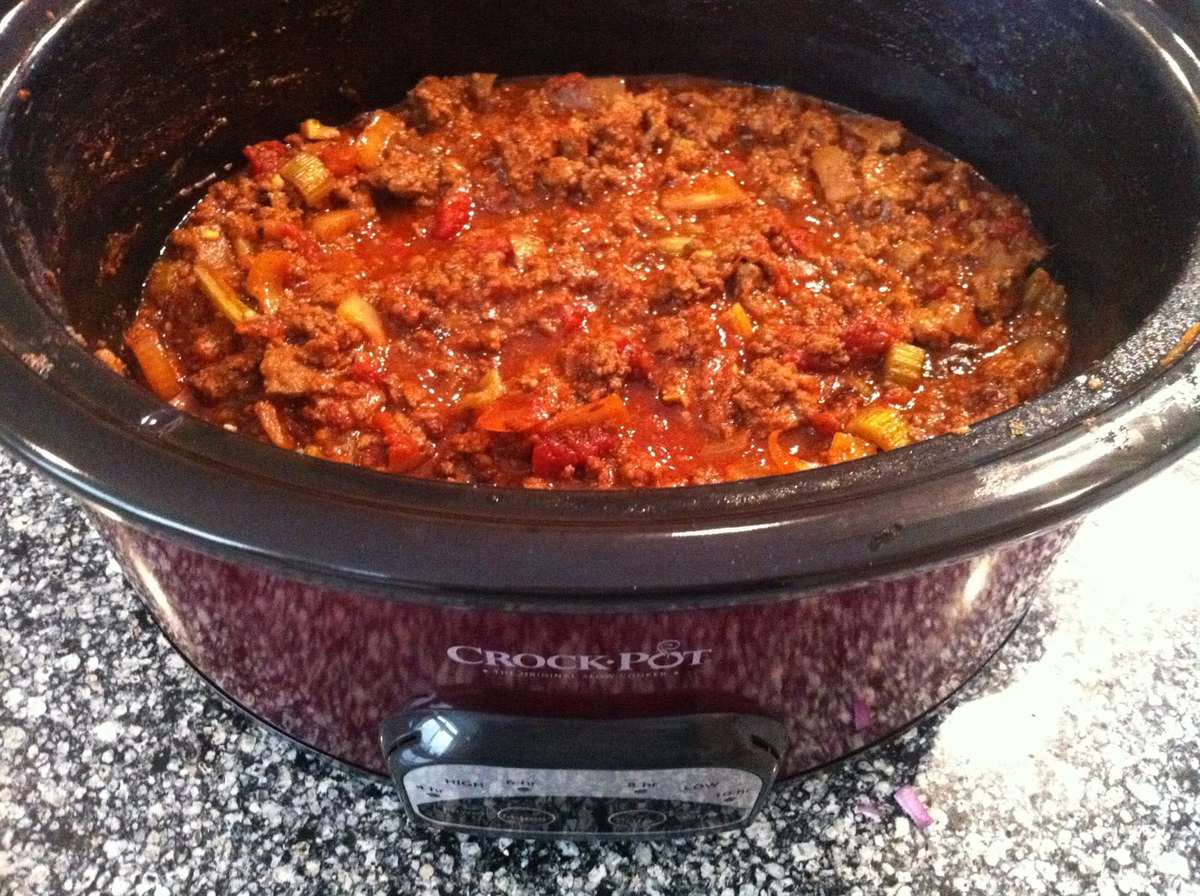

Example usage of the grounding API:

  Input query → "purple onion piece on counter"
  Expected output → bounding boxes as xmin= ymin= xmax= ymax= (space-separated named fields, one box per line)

xmin=856 ymin=798 xmax=882 ymax=821
xmin=894 ymin=785 xmax=934 ymax=829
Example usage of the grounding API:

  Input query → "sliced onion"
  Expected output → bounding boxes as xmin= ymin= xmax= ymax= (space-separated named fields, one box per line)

xmin=894 ymin=785 xmax=934 ymax=829
xmin=544 ymin=393 xmax=628 ymax=431
xmin=253 ymin=400 xmax=296 ymax=451
xmin=245 ymin=250 xmax=295 ymax=313
xmin=125 ymin=324 xmax=181 ymax=401
xmin=856 ymin=798 xmax=882 ymax=821
xmin=811 ymin=145 xmax=859 ymax=204
xmin=767 ymin=429 xmax=815 ymax=474
xmin=475 ymin=394 xmax=548 ymax=434
xmin=548 ymin=75 xmax=626 ymax=111
xmin=662 ymin=174 xmax=748 ymax=212
xmin=459 ymin=368 xmax=505 ymax=410
xmin=336 ymin=295 xmax=387 ymax=345
xmin=356 ymin=110 xmax=402 ymax=170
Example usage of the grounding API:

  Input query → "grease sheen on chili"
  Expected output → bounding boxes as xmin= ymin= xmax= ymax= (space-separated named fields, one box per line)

xmin=115 ymin=75 xmax=1069 ymax=488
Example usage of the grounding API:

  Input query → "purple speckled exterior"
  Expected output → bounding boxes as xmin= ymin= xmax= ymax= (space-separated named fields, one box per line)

xmin=94 ymin=514 xmax=1076 ymax=776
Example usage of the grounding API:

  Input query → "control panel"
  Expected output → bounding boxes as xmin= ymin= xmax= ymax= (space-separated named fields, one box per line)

xmin=381 ymin=710 xmax=786 ymax=840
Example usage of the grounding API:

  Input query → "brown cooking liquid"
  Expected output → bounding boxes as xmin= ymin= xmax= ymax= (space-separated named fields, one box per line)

xmin=114 ymin=74 xmax=1068 ymax=488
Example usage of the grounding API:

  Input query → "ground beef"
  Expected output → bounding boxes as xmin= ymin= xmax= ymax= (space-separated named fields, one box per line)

xmin=260 ymin=345 xmax=337 ymax=397
xmin=188 ymin=353 xmax=259 ymax=402
xmin=369 ymin=145 xmax=442 ymax=200
xmin=733 ymin=358 xmax=817 ymax=432
xmin=118 ymin=75 xmax=1069 ymax=488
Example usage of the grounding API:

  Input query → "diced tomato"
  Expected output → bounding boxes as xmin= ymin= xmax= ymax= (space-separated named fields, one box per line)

xmin=561 ymin=306 xmax=587 ymax=334
xmin=372 ymin=410 xmax=400 ymax=437
xmin=318 ymin=141 xmax=359 ymax=177
xmin=262 ymin=220 xmax=322 ymax=262
xmin=386 ymin=434 xmax=424 ymax=472
xmin=808 ymin=410 xmax=843 ymax=436
xmin=843 ymin=314 xmax=903 ymax=363
xmin=785 ymin=348 xmax=841 ymax=374
xmin=372 ymin=411 xmax=425 ymax=472
xmin=882 ymin=385 xmax=914 ymax=406
xmin=531 ymin=435 xmax=578 ymax=478
xmin=431 ymin=193 xmax=472 ymax=240
xmin=531 ymin=428 xmax=618 ymax=479
xmin=843 ymin=327 xmax=891 ymax=362
xmin=773 ymin=268 xmax=794 ymax=298
xmin=787 ymin=224 xmax=826 ymax=258
xmin=243 ymin=140 xmax=290 ymax=176
xmin=350 ymin=353 xmax=388 ymax=386
xmin=611 ymin=335 xmax=653 ymax=379
xmin=360 ymin=235 xmax=415 ymax=274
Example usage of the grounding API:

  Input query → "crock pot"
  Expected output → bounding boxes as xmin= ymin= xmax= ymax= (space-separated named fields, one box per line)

xmin=0 ymin=0 xmax=1197 ymax=840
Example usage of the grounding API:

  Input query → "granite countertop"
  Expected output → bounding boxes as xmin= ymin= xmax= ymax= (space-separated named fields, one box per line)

xmin=0 ymin=449 xmax=1197 ymax=896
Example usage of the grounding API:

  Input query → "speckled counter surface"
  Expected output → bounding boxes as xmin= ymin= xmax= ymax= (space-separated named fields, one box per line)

xmin=0 ymin=449 xmax=1197 ymax=896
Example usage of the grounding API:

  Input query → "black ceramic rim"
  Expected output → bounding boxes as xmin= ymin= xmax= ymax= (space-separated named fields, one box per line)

xmin=0 ymin=0 xmax=1197 ymax=601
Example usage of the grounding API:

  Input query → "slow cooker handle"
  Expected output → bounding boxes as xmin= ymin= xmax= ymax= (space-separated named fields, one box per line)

xmin=381 ymin=710 xmax=787 ymax=840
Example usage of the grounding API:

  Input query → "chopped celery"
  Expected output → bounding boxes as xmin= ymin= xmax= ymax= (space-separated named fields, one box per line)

xmin=300 ymin=118 xmax=341 ymax=141
xmin=194 ymin=263 xmax=256 ymax=324
xmin=883 ymin=342 xmax=927 ymax=388
xmin=848 ymin=406 xmax=909 ymax=451
xmin=279 ymin=152 xmax=335 ymax=207
xmin=309 ymin=209 xmax=361 ymax=242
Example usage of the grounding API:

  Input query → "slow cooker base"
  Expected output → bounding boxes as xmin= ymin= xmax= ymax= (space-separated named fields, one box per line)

xmin=129 ymin=570 xmax=1037 ymax=838
xmin=144 ymin=593 xmax=1036 ymax=782
xmin=97 ymin=508 xmax=1074 ymax=781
